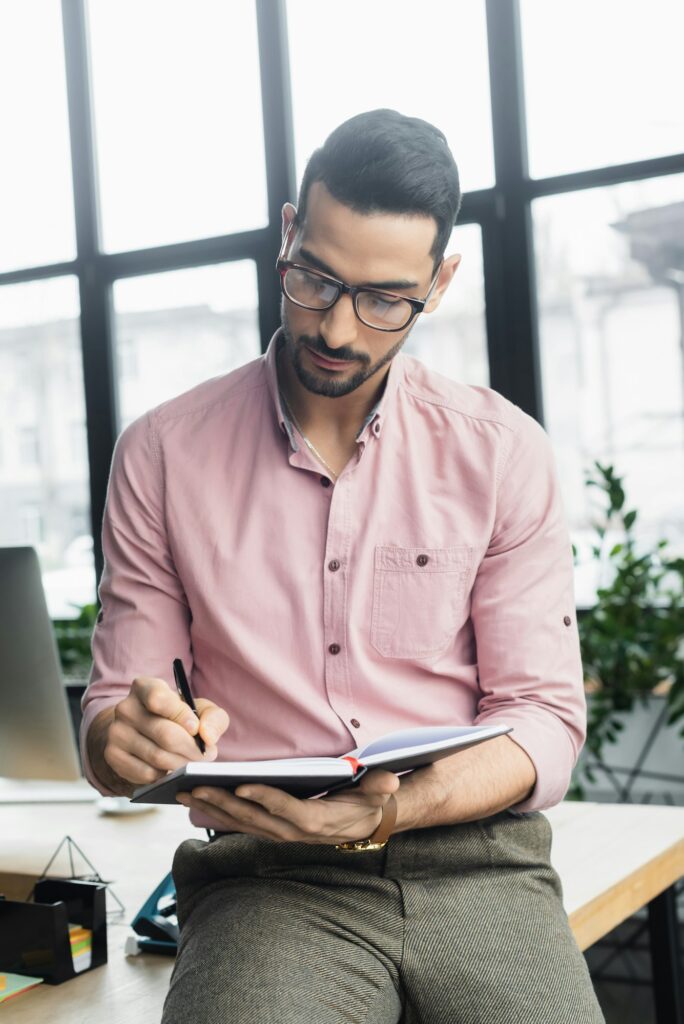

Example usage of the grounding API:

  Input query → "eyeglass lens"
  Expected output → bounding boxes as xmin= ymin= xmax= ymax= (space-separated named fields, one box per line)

xmin=283 ymin=267 xmax=413 ymax=330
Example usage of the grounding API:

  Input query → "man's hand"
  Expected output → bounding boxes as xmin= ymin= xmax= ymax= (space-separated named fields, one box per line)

xmin=87 ymin=676 xmax=230 ymax=796
xmin=175 ymin=768 xmax=400 ymax=845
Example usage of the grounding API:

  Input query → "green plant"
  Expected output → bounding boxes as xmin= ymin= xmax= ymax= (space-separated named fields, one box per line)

xmin=52 ymin=601 xmax=98 ymax=682
xmin=569 ymin=461 xmax=684 ymax=799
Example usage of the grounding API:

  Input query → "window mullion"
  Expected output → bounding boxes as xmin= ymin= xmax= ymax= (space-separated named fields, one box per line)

xmin=61 ymin=0 xmax=117 ymax=591
xmin=255 ymin=0 xmax=297 ymax=351
xmin=485 ymin=0 xmax=544 ymax=424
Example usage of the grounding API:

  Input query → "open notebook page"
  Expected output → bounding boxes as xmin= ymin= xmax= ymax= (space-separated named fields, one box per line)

xmin=348 ymin=724 xmax=508 ymax=761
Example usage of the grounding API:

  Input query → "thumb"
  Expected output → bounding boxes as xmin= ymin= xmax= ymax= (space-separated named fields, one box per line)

xmin=357 ymin=768 xmax=400 ymax=799
xmin=195 ymin=699 xmax=230 ymax=746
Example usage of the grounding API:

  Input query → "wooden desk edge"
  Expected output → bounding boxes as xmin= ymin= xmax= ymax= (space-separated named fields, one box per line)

xmin=568 ymin=835 xmax=684 ymax=951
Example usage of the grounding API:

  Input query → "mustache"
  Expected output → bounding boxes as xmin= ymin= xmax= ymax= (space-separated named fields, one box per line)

xmin=298 ymin=336 xmax=362 ymax=364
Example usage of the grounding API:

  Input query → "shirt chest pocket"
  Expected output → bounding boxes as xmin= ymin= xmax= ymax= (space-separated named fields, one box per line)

xmin=370 ymin=545 xmax=473 ymax=660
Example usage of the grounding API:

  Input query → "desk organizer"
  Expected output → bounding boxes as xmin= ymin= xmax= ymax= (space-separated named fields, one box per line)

xmin=0 ymin=877 xmax=107 ymax=984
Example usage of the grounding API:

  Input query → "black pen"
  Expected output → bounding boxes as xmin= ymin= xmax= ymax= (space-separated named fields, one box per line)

xmin=173 ymin=658 xmax=206 ymax=754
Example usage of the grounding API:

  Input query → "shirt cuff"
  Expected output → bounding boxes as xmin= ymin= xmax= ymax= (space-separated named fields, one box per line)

xmin=79 ymin=696 xmax=123 ymax=797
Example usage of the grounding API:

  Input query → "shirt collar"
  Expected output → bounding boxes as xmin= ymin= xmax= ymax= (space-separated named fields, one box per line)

xmin=264 ymin=328 xmax=403 ymax=452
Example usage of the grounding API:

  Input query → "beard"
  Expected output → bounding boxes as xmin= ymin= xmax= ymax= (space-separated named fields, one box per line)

xmin=279 ymin=300 xmax=413 ymax=399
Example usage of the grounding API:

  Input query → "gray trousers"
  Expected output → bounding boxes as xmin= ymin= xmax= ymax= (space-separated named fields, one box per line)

xmin=162 ymin=809 xmax=605 ymax=1024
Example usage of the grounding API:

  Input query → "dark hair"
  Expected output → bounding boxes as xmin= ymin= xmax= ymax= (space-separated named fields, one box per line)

xmin=296 ymin=109 xmax=462 ymax=269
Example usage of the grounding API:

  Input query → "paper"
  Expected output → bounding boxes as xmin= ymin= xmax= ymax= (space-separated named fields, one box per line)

xmin=0 ymin=973 xmax=44 ymax=1004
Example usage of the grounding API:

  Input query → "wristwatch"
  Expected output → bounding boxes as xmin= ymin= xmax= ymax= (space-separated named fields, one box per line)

xmin=335 ymin=794 xmax=398 ymax=852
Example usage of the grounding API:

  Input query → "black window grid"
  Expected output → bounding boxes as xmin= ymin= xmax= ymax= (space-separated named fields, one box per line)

xmin=1 ymin=0 xmax=683 ymax=587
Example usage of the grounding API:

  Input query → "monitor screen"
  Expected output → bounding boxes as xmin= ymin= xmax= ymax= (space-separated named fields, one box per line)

xmin=0 ymin=546 xmax=82 ymax=781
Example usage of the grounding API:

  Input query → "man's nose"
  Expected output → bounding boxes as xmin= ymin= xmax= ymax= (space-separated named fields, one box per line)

xmin=319 ymin=292 xmax=359 ymax=351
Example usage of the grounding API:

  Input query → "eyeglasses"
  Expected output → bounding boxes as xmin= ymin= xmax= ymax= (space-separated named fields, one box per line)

xmin=276 ymin=221 xmax=443 ymax=333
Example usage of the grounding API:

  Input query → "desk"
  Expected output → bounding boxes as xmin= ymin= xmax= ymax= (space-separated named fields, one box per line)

xmin=1 ymin=801 xmax=683 ymax=1023
xmin=1 ymin=803 xmax=194 ymax=1024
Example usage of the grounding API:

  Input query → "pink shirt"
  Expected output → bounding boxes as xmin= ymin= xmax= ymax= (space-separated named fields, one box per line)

xmin=81 ymin=328 xmax=586 ymax=827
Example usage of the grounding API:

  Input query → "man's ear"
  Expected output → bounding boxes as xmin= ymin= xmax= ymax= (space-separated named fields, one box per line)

xmin=281 ymin=202 xmax=297 ymax=242
xmin=424 ymin=253 xmax=462 ymax=314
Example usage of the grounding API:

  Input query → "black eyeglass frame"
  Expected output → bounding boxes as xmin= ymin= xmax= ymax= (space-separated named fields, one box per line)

xmin=276 ymin=221 xmax=444 ymax=333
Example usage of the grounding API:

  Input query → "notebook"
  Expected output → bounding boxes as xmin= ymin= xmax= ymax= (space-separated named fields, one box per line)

xmin=131 ymin=722 xmax=512 ymax=803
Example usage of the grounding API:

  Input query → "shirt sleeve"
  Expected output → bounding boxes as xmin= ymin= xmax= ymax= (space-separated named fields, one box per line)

xmin=471 ymin=408 xmax=586 ymax=812
xmin=79 ymin=410 xmax=193 ymax=794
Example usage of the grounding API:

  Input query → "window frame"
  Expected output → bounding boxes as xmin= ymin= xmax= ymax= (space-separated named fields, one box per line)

xmin=0 ymin=0 xmax=682 ymax=590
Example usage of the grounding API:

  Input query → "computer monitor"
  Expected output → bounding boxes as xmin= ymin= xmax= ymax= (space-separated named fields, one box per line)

xmin=0 ymin=546 xmax=97 ymax=802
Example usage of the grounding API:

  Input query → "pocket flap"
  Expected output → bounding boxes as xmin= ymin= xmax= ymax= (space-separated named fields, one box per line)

xmin=375 ymin=545 xmax=473 ymax=573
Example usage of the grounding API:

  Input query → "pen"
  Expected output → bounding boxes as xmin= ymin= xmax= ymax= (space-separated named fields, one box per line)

xmin=173 ymin=658 xmax=206 ymax=754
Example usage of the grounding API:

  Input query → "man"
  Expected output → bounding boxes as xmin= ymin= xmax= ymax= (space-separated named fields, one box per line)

xmin=81 ymin=109 xmax=605 ymax=1023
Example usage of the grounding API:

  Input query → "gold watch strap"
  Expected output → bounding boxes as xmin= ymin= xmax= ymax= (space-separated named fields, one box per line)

xmin=335 ymin=793 xmax=398 ymax=852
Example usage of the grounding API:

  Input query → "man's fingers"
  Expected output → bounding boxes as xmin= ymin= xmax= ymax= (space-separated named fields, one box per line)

xmin=118 ymin=679 xmax=213 ymax=759
xmin=131 ymin=676 xmax=195 ymax=728
xmin=108 ymin=720 xmax=200 ymax=774
xmin=184 ymin=786 xmax=312 ymax=841
xmin=168 ymin=705 xmax=199 ymax=732
xmin=231 ymin=782 xmax=387 ymax=840
xmin=194 ymin=699 xmax=230 ymax=745
xmin=116 ymin=701 xmax=198 ymax=756
xmin=103 ymin=742 xmax=167 ymax=790
xmin=102 ymin=676 xmax=224 ymax=793
xmin=233 ymin=784 xmax=305 ymax=823
xmin=177 ymin=793 xmax=298 ymax=842
xmin=128 ymin=679 xmax=231 ymax=748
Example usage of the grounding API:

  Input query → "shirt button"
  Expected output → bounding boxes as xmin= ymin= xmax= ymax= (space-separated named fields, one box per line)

xmin=320 ymin=476 xmax=331 ymax=488
xmin=416 ymin=554 xmax=429 ymax=566
xmin=373 ymin=422 xmax=380 ymax=434
xmin=328 ymin=643 xmax=341 ymax=654
xmin=350 ymin=718 xmax=361 ymax=729
xmin=328 ymin=559 xmax=340 ymax=572
xmin=563 ymin=615 xmax=572 ymax=626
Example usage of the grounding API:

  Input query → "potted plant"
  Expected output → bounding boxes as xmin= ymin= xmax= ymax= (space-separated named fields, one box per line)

xmin=569 ymin=461 xmax=684 ymax=800
xmin=52 ymin=601 xmax=98 ymax=686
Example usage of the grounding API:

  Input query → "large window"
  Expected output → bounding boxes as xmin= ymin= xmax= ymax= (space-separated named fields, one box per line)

xmin=88 ymin=0 xmax=268 ymax=252
xmin=286 ymin=0 xmax=495 ymax=194
xmin=0 ymin=1 xmax=75 ymax=272
xmin=405 ymin=225 xmax=488 ymax=387
xmin=1 ymin=0 xmax=682 ymax=617
xmin=520 ymin=0 xmax=684 ymax=179
xmin=112 ymin=262 xmax=261 ymax=430
xmin=533 ymin=175 xmax=684 ymax=605
xmin=0 ymin=276 xmax=94 ymax=618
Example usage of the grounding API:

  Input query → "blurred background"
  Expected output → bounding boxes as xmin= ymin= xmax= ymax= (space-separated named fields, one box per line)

xmin=0 ymin=2 xmax=683 ymax=1017
xmin=1 ymin=0 xmax=682 ymax=621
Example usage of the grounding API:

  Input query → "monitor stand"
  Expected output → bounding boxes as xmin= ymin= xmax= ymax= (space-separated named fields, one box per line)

xmin=0 ymin=777 xmax=100 ymax=804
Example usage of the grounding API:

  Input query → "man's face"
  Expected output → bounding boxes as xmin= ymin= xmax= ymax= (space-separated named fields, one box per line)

xmin=279 ymin=181 xmax=458 ymax=399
